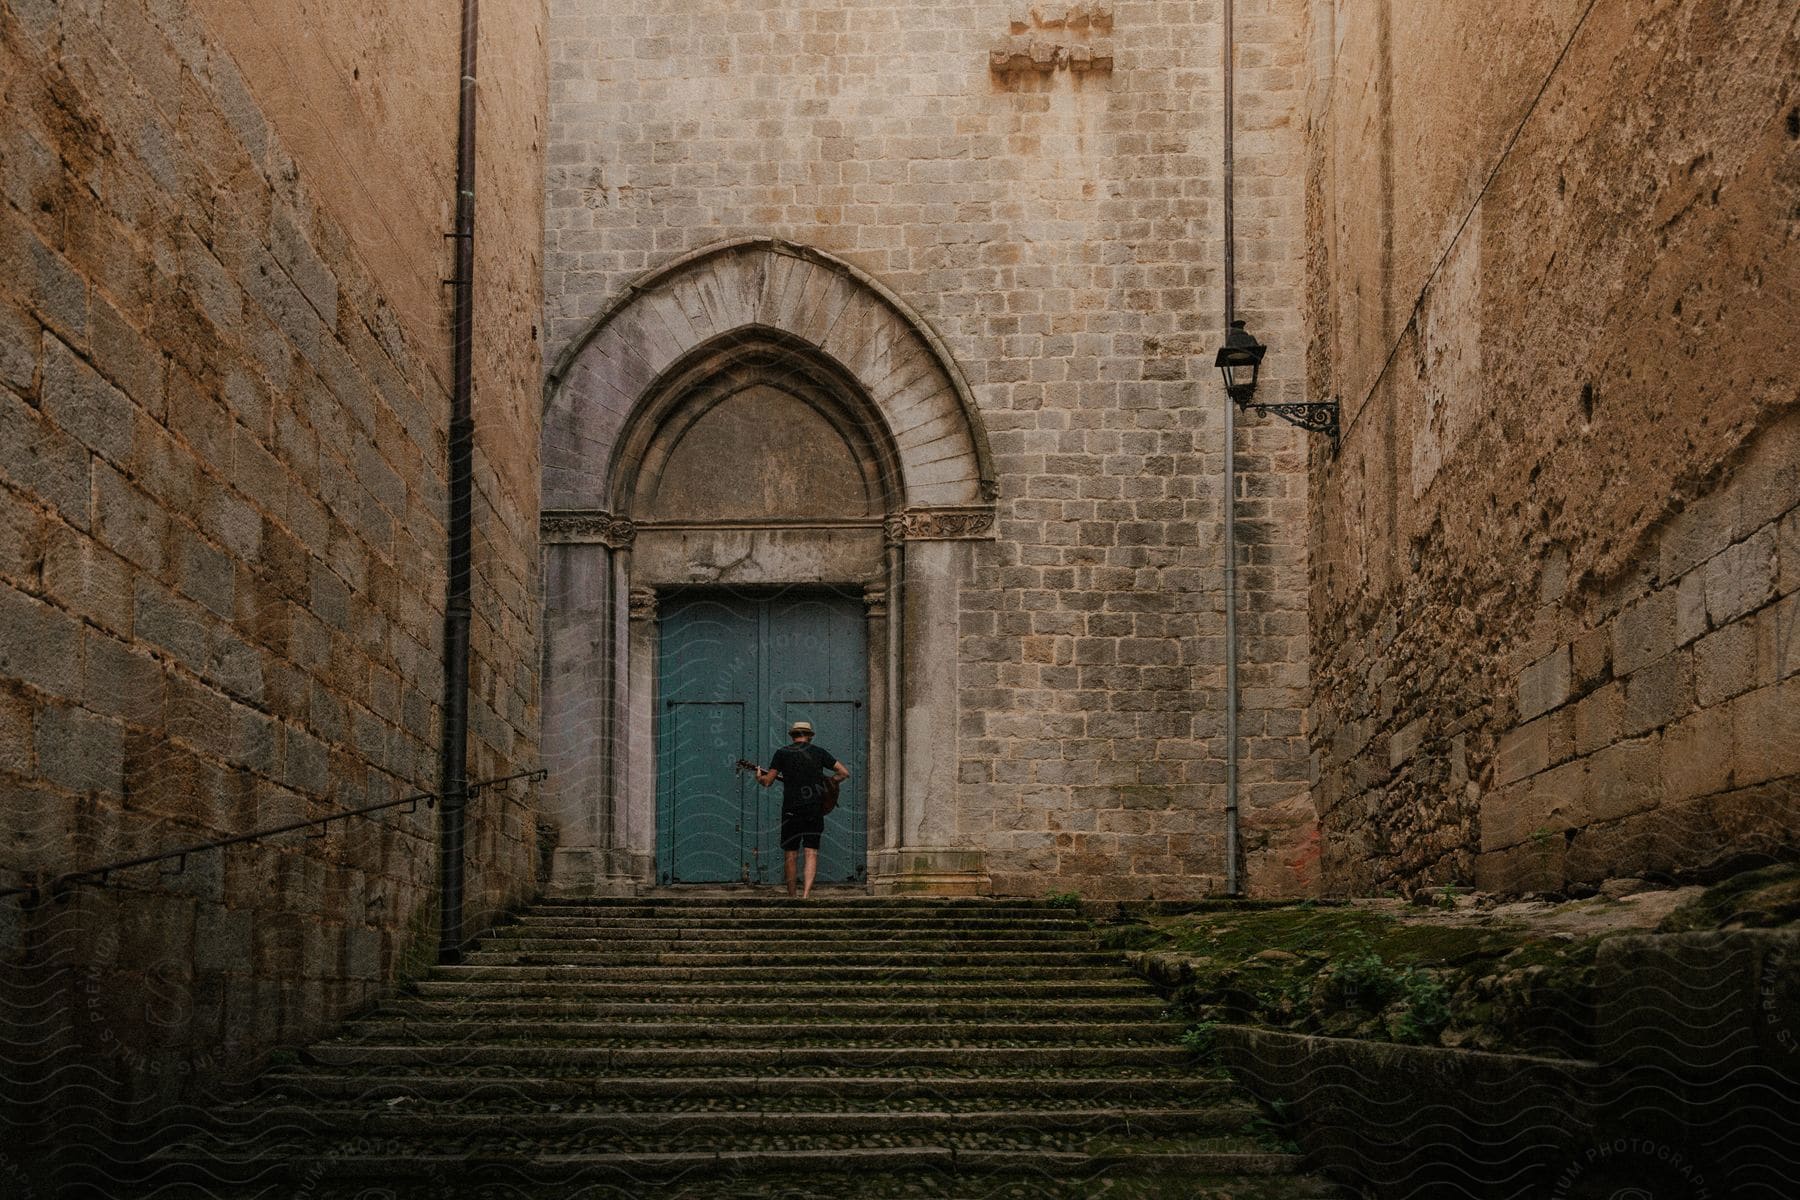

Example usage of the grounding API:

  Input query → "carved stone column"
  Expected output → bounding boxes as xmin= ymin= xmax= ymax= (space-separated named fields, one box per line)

xmin=882 ymin=519 xmax=905 ymax=854
xmin=869 ymin=508 xmax=994 ymax=896
xmin=862 ymin=580 xmax=890 ymax=860
xmin=621 ymin=585 xmax=659 ymax=890
xmin=540 ymin=511 xmax=644 ymax=896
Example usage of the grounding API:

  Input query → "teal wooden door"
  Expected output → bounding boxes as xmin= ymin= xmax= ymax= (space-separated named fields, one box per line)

xmin=657 ymin=592 xmax=867 ymax=885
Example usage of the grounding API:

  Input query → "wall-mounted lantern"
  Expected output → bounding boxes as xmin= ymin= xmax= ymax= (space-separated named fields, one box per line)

xmin=1214 ymin=319 xmax=1265 ymax=402
xmin=1214 ymin=319 xmax=1340 ymax=447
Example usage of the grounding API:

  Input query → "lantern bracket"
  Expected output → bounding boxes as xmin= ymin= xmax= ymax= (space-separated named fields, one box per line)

xmin=1235 ymin=397 xmax=1341 ymax=446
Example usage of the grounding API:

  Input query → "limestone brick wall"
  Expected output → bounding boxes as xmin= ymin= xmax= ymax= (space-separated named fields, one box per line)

xmin=0 ymin=0 xmax=546 ymax=1140
xmin=1302 ymin=0 xmax=1799 ymax=894
xmin=1482 ymin=420 xmax=1800 ymax=891
xmin=546 ymin=0 xmax=1314 ymax=898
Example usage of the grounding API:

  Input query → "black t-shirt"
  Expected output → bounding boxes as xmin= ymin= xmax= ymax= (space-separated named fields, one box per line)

xmin=770 ymin=742 xmax=836 ymax=810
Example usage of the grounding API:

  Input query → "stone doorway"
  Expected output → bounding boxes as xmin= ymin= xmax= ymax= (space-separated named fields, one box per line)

xmin=540 ymin=239 xmax=999 ymax=896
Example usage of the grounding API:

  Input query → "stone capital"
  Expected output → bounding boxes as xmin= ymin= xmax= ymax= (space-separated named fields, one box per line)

xmin=883 ymin=505 xmax=997 ymax=543
xmin=541 ymin=510 xmax=637 ymax=549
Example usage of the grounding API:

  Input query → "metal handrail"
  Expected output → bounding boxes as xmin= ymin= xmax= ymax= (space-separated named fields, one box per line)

xmin=0 ymin=769 xmax=545 ymax=904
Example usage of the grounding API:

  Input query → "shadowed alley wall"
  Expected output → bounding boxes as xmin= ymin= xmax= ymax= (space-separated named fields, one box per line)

xmin=0 ymin=0 xmax=547 ymax=1148
xmin=1303 ymin=0 xmax=1800 ymax=894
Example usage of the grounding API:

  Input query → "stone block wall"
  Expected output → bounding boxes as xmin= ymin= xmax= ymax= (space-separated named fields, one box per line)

xmin=545 ymin=0 xmax=1315 ymax=898
xmin=1479 ymin=415 xmax=1800 ymax=892
xmin=1302 ymin=0 xmax=1799 ymax=893
xmin=0 ymin=0 xmax=547 ymax=1140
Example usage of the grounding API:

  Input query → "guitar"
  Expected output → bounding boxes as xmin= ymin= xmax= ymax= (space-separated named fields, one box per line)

xmin=734 ymin=758 xmax=840 ymax=815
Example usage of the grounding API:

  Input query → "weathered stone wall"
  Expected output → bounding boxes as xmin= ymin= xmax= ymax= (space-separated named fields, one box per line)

xmin=0 ymin=0 xmax=546 ymax=1138
xmin=184 ymin=0 xmax=552 ymax=924
xmin=544 ymin=0 xmax=1315 ymax=899
xmin=1303 ymin=0 xmax=1800 ymax=894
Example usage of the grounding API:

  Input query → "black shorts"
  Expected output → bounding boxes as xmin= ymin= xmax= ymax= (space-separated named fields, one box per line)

xmin=780 ymin=806 xmax=823 ymax=851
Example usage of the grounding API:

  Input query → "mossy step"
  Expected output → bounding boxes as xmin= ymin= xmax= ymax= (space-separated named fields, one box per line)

xmin=249 ymin=1071 xmax=1240 ymax=1104
xmin=374 ymin=999 xmax=1168 ymax=1020
xmin=412 ymin=977 xmax=1150 ymax=998
xmin=182 ymin=1104 xmax=1257 ymax=1141
xmin=304 ymin=1044 xmax=1199 ymax=1070
xmin=333 ymin=1019 xmax=1179 ymax=1043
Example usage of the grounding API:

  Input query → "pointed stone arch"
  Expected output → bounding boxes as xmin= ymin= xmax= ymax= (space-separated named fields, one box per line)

xmin=544 ymin=237 xmax=997 ymax=513
xmin=539 ymin=240 xmax=996 ymax=897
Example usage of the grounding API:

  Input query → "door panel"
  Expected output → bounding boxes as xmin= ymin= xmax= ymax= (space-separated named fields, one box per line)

xmin=657 ymin=597 xmax=758 ymax=884
xmin=658 ymin=591 xmax=866 ymax=886
xmin=664 ymin=702 xmax=746 ymax=883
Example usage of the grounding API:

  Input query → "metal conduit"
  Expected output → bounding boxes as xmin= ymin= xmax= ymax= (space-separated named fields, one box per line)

xmin=1221 ymin=0 xmax=1242 ymax=896
xmin=438 ymin=0 xmax=480 ymax=962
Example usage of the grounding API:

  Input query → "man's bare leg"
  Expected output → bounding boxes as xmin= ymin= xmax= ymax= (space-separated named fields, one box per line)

xmin=801 ymin=847 xmax=819 ymax=899
xmin=784 ymin=849 xmax=798 ymax=897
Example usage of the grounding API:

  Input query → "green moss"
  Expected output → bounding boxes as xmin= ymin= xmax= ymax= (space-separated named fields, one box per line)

xmin=1157 ymin=904 xmax=1393 ymax=959
xmin=1122 ymin=868 xmax=1799 ymax=1056
xmin=1125 ymin=902 xmax=1595 ymax=1055
xmin=1389 ymin=969 xmax=1452 ymax=1044
xmin=1179 ymin=1021 xmax=1218 ymax=1058
xmin=1658 ymin=864 xmax=1800 ymax=932
xmin=1097 ymin=923 xmax=1167 ymax=952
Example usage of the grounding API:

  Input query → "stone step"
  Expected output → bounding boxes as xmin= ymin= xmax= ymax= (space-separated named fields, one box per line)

xmin=507 ymin=921 xmax=1094 ymax=935
xmin=431 ymin=962 xmax=1133 ymax=983
xmin=249 ymin=1070 xmax=1241 ymax=1104
xmin=518 ymin=908 xmax=1087 ymax=924
xmin=303 ymin=1043 xmax=1199 ymax=1070
xmin=477 ymin=936 xmax=1102 ymax=955
xmin=258 ymin=1059 xmax=1229 ymax=1081
xmin=184 ymin=1103 xmax=1258 ymax=1140
xmin=120 ymin=1171 xmax=1341 ymax=1200
xmin=511 ymin=911 xmax=1096 ymax=926
xmin=145 ymin=1140 xmax=1305 ymax=1184
xmin=458 ymin=949 xmax=1123 ymax=967
xmin=493 ymin=928 xmax=1094 ymax=942
xmin=331 ymin=1018 xmax=1179 ymax=1043
xmin=411 ymin=977 xmax=1151 ymax=999
xmin=508 ymin=919 xmax=1095 ymax=934
xmin=507 ymin=928 xmax=1094 ymax=949
xmin=120 ymin=894 xmax=1336 ymax=1200
xmin=372 ymin=998 xmax=1169 ymax=1020
xmin=529 ymin=897 xmax=1079 ymax=911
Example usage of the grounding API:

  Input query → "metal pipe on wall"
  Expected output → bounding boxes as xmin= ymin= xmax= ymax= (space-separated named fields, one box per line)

xmin=438 ymin=0 xmax=480 ymax=962
xmin=1221 ymin=0 xmax=1242 ymax=896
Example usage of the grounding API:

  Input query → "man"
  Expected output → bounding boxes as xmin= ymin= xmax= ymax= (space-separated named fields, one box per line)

xmin=756 ymin=721 xmax=849 ymax=899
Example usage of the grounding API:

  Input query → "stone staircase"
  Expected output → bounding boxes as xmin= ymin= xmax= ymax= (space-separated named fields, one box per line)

xmin=132 ymin=895 xmax=1339 ymax=1198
